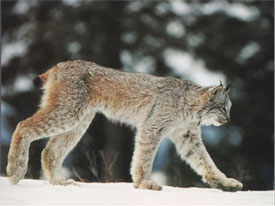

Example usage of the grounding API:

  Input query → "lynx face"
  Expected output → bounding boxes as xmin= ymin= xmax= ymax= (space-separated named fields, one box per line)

xmin=200 ymin=86 xmax=231 ymax=127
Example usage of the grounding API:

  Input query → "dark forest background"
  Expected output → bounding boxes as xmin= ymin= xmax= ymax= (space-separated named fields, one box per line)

xmin=1 ymin=0 xmax=274 ymax=191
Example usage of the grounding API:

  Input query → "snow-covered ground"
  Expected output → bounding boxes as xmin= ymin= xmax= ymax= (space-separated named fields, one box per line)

xmin=0 ymin=176 xmax=273 ymax=205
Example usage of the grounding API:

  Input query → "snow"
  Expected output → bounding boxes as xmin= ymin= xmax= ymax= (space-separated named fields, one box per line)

xmin=169 ymin=1 xmax=259 ymax=22
xmin=0 ymin=177 xmax=273 ymax=205
xmin=1 ymin=41 xmax=27 ymax=65
xmin=163 ymin=49 xmax=225 ymax=87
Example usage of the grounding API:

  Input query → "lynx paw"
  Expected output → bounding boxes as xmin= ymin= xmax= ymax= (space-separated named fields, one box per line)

xmin=134 ymin=180 xmax=162 ymax=191
xmin=218 ymin=178 xmax=243 ymax=192
xmin=207 ymin=177 xmax=243 ymax=192
xmin=6 ymin=160 xmax=27 ymax=185
xmin=50 ymin=178 xmax=77 ymax=186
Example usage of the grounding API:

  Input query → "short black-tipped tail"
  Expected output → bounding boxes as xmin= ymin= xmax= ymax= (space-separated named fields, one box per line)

xmin=32 ymin=70 xmax=50 ymax=88
xmin=33 ymin=76 xmax=43 ymax=88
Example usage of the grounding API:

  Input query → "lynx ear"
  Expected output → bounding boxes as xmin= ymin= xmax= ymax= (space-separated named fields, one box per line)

xmin=211 ymin=85 xmax=224 ymax=96
xmin=200 ymin=85 xmax=224 ymax=104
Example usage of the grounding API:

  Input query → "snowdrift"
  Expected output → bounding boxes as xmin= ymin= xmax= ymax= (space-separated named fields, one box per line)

xmin=0 ymin=176 xmax=273 ymax=205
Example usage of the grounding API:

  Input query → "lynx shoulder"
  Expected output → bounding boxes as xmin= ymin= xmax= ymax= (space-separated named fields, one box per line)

xmin=7 ymin=60 xmax=242 ymax=191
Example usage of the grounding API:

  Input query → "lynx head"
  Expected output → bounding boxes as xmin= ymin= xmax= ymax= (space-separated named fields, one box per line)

xmin=199 ymin=83 xmax=231 ymax=126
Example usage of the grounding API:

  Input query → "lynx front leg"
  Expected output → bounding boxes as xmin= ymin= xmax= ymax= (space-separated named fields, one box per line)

xmin=170 ymin=127 xmax=243 ymax=191
xmin=42 ymin=112 xmax=95 ymax=185
xmin=131 ymin=130 xmax=162 ymax=191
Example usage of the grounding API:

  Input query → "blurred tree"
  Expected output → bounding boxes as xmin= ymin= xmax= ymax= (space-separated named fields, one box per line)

xmin=1 ymin=0 xmax=273 ymax=190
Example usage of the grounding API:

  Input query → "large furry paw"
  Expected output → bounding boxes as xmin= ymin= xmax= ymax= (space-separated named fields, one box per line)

xmin=218 ymin=178 xmax=243 ymax=192
xmin=50 ymin=178 xmax=77 ymax=186
xmin=6 ymin=159 xmax=27 ymax=185
xmin=134 ymin=180 xmax=162 ymax=191
xmin=208 ymin=177 xmax=243 ymax=192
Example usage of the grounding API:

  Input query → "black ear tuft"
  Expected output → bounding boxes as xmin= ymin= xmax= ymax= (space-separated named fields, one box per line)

xmin=33 ymin=76 xmax=43 ymax=88
xmin=225 ymin=84 xmax=231 ymax=93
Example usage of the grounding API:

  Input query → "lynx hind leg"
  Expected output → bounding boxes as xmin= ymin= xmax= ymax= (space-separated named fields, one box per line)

xmin=42 ymin=112 xmax=95 ymax=185
xmin=6 ymin=121 xmax=29 ymax=185
xmin=6 ymin=106 xmax=85 ymax=185
xmin=131 ymin=130 xmax=162 ymax=191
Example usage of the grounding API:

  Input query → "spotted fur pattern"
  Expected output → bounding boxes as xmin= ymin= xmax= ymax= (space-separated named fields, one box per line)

xmin=7 ymin=60 xmax=242 ymax=191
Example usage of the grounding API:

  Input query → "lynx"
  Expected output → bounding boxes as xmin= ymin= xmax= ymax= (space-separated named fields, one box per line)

xmin=7 ymin=60 xmax=243 ymax=191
